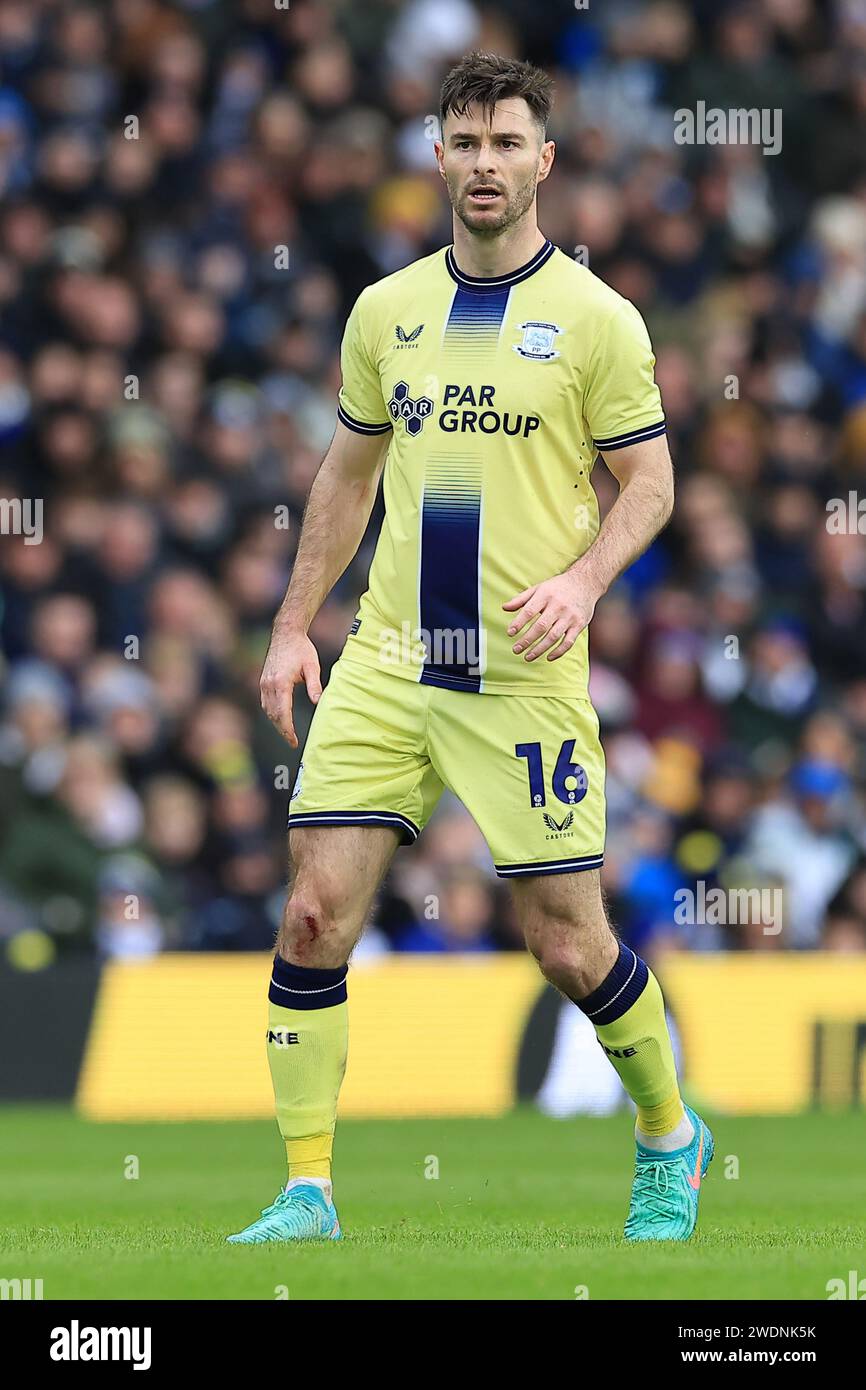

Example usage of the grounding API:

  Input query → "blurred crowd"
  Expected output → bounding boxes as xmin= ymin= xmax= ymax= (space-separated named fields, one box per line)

xmin=2 ymin=0 xmax=866 ymax=960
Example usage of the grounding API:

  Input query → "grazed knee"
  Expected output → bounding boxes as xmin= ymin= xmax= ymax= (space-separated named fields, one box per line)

xmin=277 ymin=890 xmax=345 ymax=967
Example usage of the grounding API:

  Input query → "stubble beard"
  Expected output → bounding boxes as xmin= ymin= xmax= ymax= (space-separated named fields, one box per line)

xmin=450 ymin=170 xmax=538 ymax=239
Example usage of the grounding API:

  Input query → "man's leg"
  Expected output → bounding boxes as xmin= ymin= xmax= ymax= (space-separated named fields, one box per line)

xmin=425 ymin=679 xmax=711 ymax=1238
xmin=511 ymin=868 xmax=713 ymax=1240
xmin=268 ymin=823 xmax=399 ymax=1183
xmin=227 ymin=823 xmax=398 ymax=1244
xmin=511 ymin=869 xmax=689 ymax=1146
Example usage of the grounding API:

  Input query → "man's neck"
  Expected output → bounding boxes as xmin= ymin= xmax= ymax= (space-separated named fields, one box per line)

xmin=450 ymin=219 xmax=546 ymax=280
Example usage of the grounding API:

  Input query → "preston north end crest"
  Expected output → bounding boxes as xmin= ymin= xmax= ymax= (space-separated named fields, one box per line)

xmin=513 ymin=320 xmax=562 ymax=360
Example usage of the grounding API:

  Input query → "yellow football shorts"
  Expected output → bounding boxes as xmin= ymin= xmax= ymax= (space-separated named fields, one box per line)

xmin=288 ymin=656 xmax=606 ymax=877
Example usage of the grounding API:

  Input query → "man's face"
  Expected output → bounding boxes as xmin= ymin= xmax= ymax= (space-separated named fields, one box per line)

xmin=436 ymin=98 xmax=553 ymax=238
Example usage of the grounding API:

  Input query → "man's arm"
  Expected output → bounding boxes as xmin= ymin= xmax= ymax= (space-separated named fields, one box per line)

xmin=502 ymin=433 xmax=674 ymax=662
xmin=261 ymin=421 xmax=390 ymax=745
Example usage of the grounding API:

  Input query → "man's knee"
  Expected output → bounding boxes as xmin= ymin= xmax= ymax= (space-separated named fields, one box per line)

xmin=522 ymin=899 xmax=618 ymax=997
xmin=277 ymin=887 xmax=347 ymax=967
xmin=528 ymin=928 xmax=596 ymax=991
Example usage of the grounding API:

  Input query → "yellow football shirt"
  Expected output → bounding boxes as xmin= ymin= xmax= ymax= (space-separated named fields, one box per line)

xmin=336 ymin=238 xmax=664 ymax=696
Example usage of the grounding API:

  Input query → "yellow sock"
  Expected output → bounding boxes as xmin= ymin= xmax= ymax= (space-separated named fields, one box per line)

xmin=631 ymin=1088 xmax=684 ymax=1138
xmin=267 ymin=959 xmax=348 ymax=1184
xmin=579 ymin=946 xmax=685 ymax=1138
xmin=285 ymin=1132 xmax=333 ymax=1182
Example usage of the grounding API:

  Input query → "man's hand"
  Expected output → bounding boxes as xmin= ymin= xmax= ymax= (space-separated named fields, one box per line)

xmin=260 ymin=627 xmax=323 ymax=747
xmin=502 ymin=572 xmax=597 ymax=662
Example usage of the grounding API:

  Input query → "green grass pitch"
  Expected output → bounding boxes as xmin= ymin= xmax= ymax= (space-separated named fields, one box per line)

xmin=1 ymin=1105 xmax=863 ymax=1300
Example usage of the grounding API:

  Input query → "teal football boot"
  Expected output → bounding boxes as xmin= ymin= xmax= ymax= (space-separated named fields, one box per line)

xmin=624 ymin=1105 xmax=713 ymax=1242
xmin=226 ymin=1179 xmax=342 ymax=1245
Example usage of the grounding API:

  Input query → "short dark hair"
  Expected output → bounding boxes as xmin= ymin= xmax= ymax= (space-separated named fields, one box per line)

xmin=439 ymin=51 xmax=554 ymax=137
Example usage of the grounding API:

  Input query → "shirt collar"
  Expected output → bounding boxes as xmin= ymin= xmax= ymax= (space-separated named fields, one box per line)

xmin=445 ymin=238 xmax=556 ymax=293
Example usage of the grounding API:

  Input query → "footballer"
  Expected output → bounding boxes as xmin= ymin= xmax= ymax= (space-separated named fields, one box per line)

xmin=228 ymin=52 xmax=712 ymax=1246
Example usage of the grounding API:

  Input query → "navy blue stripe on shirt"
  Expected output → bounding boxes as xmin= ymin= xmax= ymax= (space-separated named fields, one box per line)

xmin=337 ymin=404 xmax=392 ymax=435
xmin=593 ymin=420 xmax=666 ymax=451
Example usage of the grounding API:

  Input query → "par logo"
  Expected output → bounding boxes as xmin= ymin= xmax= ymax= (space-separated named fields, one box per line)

xmin=387 ymin=381 xmax=433 ymax=436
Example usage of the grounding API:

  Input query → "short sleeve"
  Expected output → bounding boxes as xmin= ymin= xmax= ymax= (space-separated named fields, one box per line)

xmin=583 ymin=301 xmax=665 ymax=453
xmin=336 ymin=291 xmax=392 ymax=435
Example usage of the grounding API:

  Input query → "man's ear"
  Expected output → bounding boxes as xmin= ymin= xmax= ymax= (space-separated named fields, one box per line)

xmin=538 ymin=139 xmax=556 ymax=182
